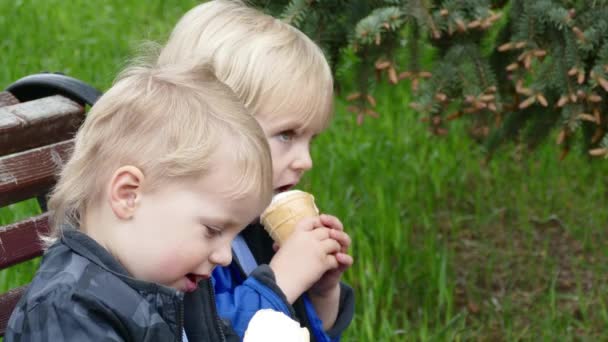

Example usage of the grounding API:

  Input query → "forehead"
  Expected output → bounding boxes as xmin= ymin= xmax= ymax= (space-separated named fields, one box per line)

xmin=188 ymin=164 xmax=264 ymax=228
xmin=201 ymin=148 xmax=266 ymax=203
xmin=251 ymin=73 xmax=333 ymax=135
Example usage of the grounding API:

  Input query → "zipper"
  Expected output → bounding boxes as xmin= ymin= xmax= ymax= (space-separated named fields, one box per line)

xmin=206 ymin=279 xmax=227 ymax=342
xmin=175 ymin=292 xmax=185 ymax=342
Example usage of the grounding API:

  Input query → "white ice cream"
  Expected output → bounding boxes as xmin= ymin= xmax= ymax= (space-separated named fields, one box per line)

xmin=243 ymin=309 xmax=310 ymax=342
xmin=265 ymin=190 xmax=318 ymax=214
xmin=271 ymin=189 xmax=305 ymax=204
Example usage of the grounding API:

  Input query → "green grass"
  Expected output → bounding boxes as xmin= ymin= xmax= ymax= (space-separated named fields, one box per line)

xmin=2 ymin=1 xmax=608 ymax=340
xmin=313 ymin=85 xmax=608 ymax=340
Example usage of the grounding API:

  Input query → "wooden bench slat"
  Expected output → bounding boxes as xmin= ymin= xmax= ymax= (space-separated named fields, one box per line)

xmin=0 ymin=140 xmax=73 ymax=208
xmin=0 ymin=286 xmax=29 ymax=336
xmin=0 ymin=89 xmax=90 ymax=336
xmin=0 ymin=92 xmax=19 ymax=108
xmin=0 ymin=213 xmax=49 ymax=270
xmin=0 ymin=95 xmax=83 ymax=156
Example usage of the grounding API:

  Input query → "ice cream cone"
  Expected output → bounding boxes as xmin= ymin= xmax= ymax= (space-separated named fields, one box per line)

xmin=260 ymin=190 xmax=319 ymax=245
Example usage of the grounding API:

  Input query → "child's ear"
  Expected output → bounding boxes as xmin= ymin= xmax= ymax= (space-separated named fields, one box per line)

xmin=108 ymin=166 xmax=145 ymax=220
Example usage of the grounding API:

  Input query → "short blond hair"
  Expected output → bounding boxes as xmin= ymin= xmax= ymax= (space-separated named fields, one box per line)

xmin=46 ymin=63 xmax=273 ymax=244
xmin=157 ymin=0 xmax=334 ymax=131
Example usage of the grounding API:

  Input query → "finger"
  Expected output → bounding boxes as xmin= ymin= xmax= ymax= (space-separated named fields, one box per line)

xmin=328 ymin=229 xmax=351 ymax=249
xmin=320 ymin=238 xmax=342 ymax=255
xmin=335 ymin=253 xmax=354 ymax=266
xmin=324 ymin=254 xmax=339 ymax=270
xmin=319 ymin=214 xmax=344 ymax=231
xmin=327 ymin=230 xmax=350 ymax=254
xmin=311 ymin=227 xmax=332 ymax=240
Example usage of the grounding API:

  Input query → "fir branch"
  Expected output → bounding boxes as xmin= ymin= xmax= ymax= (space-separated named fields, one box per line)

xmin=352 ymin=6 xmax=405 ymax=47
xmin=280 ymin=0 xmax=311 ymax=27
xmin=264 ymin=0 xmax=608 ymax=158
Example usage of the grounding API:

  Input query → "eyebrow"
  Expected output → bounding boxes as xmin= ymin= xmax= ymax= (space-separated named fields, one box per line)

xmin=222 ymin=219 xmax=240 ymax=229
xmin=209 ymin=217 xmax=241 ymax=230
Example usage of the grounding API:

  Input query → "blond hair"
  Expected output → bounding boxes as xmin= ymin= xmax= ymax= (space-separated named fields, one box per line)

xmin=157 ymin=0 xmax=334 ymax=131
xmin=45 ymin=63 xmax=273 ymax=245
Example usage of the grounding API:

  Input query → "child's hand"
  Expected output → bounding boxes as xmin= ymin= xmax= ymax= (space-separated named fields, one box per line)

xmin=269 ymin=216 xmax=342 ymax=304
xmin=309 ymin=214 xmax=353 ymax=298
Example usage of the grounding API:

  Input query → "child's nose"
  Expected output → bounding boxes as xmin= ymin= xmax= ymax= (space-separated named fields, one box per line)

xmin=210 ymin=242 xmax=233 ymax=267
xmin=291 ymin=146 xmax=313 ymax=172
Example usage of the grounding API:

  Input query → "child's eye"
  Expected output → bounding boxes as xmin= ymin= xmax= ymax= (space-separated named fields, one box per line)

xmin=277 ymin=130 xmax=295 ymax=142
xmin=204 ymin=225 xmax=222 ymax=238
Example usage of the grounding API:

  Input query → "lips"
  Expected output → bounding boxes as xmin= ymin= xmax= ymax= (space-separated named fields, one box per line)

xmin=183 ymin=273 xmax=210 ymax=292
xmin=275 ymin=184 xmax=295 ymax=193
xmin=184 ymin=274 xmax=198 ymax=292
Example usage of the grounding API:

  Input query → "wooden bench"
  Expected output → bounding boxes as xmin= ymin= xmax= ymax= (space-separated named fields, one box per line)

xmin=0 ymin=73 xmax=100 ymax=336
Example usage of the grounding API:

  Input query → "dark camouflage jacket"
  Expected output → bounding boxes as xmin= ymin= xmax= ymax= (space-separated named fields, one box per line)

xmin=6 ymin=229 xmax=239 ymax=342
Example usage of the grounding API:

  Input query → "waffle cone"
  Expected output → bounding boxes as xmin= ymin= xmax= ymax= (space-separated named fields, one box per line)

xmin=260 ymin=190 xmax=319 ymax=245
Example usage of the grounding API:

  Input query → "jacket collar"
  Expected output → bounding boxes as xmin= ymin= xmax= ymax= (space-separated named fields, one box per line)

xmin=60 ymin=228 xmax=181 ymax=298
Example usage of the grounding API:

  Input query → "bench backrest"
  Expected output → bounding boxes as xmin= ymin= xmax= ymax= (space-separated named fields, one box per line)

xmin=0 ymin=90 xmax=85 ymax=336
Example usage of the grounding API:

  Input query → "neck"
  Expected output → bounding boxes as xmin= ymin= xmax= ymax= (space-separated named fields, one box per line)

xmin=80 ymin=203 xmax=113 ymax=252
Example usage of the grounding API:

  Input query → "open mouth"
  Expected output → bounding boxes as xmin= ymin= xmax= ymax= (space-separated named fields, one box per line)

xmin=275 ymin=184 xmax=294 ymax=193
xmin=186 ymin=273 xmax=210 ymax=283
xmin=184 ymin=273 xmax=210 ymax=292
xmin=184 ymin=274 xmax=198 ymax=292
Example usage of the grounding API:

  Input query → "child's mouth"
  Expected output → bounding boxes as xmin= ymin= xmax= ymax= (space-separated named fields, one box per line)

xmin=275 ymin=184 xmax=294 ymax=193
xmin=184 ymin=273 xmax=211 ymax=292
xmin=184 ymin=274 xmax=199 ymax=292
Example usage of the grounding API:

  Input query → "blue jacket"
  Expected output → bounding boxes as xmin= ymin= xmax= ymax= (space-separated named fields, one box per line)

xmin=212 ymin=222 xmax=355 ymax=341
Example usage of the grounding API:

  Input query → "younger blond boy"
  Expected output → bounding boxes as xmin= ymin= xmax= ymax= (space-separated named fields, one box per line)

xmin=6 ymin=63 xmax=276 ymax=341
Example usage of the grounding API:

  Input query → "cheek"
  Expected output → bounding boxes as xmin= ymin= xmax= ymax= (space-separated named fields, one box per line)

xmin=153 ymin=244 xmax=204 ymax=277
xmin=267 ymin=139 xmax=283 ymax=160
xmin=267 ymin=142 xmax=286 ymax=178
